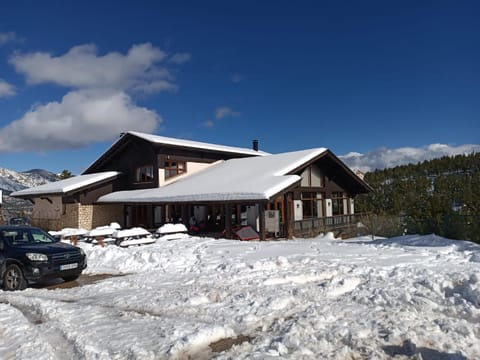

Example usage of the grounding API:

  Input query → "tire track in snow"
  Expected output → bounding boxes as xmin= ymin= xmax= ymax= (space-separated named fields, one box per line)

xmin=0 ymin=298 xmax=83 ymax=360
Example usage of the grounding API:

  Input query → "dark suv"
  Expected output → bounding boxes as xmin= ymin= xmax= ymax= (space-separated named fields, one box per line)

xmin=0 ymin=226 xmax=87 ymax=290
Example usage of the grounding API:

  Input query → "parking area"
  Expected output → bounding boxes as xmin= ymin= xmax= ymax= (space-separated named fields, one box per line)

xmin=30 ymin=274 xmax=126 ymax=290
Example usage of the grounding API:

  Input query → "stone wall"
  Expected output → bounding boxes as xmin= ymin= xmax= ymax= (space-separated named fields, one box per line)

xmin=64 ymin=203 xmax=81 ymax=229
xmin=76 ymin=203 xmax=124 ymax=229
xmin=31 ymin=203 xmax=124 ymax=231
xmin=91 ymin=204 xmax=124 ymax=228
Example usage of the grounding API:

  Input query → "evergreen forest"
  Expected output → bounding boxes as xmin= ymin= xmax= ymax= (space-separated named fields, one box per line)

xmin=355 ymin=152 xmax=480 ymax=243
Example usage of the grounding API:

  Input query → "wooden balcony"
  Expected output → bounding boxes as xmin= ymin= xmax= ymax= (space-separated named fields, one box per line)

xmin=292 ymin=214 xmax=362 ymax=238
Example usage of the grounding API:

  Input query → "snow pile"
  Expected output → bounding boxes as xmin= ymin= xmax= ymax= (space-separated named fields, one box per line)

xmin=1 ymin=233 xmax=479 ymax=359
xmin=156 ymin=223 xmax=188 ymax=234
xmin=49 ymin=227 xmax=89 ymax=238
xmin=114 ymin=227 xmax=151 ymax=238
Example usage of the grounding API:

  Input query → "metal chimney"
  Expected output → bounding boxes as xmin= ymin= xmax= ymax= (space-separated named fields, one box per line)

xmin=252 ymin=139 xmax=259 ymax=151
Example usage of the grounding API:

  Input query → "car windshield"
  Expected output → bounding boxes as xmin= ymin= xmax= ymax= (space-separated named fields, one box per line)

xmin=0 ymin=228 xmax=58 ymax=246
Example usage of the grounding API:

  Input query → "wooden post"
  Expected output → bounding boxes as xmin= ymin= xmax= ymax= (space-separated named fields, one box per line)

xmin=236 ymin=204 xmax=241 ymax=226
xmin=259 ymin=202 xmax=266 ymax=241
xmin=284 ymin=192 xmax=294 ymax=239
xmin=225 ymin=203 xmax=232 ymax=239
xmin=165 ymin=204 xmax=170 ymax=222
xmin=161 ymin=204 xmax=166 ymax=224
xmin=181 ymin=204 xmax=188 ymax=225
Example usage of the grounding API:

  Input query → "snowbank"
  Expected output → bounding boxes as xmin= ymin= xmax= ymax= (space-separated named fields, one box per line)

xmin=1 ymin=233 xmax=479 ymax=359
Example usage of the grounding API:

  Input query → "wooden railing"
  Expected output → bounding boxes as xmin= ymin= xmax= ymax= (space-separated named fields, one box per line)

xmin=293 ymin=214 xmax=360 ymax=236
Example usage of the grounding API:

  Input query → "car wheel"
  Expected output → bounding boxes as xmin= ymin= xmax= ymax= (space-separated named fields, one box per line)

xmin=62 ymin=274 xmax=80 ymax=282
xmin=3 ymin=264 xmax=27 ymax=291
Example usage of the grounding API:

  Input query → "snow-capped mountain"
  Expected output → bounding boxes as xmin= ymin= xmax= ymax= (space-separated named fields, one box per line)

xmin=0 ymin=168 xmax=58 ymax=194
xmin=0 ymin=167 xmax=58 ymax=222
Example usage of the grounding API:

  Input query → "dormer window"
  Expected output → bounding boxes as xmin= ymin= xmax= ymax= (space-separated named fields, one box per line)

xmin=136 ymin=165 xmax=154 ymax=183
xmin=165 ymin=161 xmax=187 ymax=180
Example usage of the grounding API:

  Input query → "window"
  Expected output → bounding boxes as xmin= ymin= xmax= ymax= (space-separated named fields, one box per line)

xmin=331 ymin=192 xmax=347 ymax=216
xmin=300 ymin=165 xmax=324 ymax=188
xmin=164 ymin=161 xmax=187 ymax=179
xmin=301 ymin=192 xmax=324 ymax=218
xmin=1 ymin=228 xmax=57 ymax=245
xmin=136 ymin=165 xmax=154 ymax=183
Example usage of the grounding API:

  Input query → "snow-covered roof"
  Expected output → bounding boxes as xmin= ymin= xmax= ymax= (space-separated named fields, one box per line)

xmin=128 ymin=131 xmax=270 ymax=156
xmin=11 ymin=171 xmax=120 ymax=197
xmin=98 ymin=149 xmax=327 ymax=203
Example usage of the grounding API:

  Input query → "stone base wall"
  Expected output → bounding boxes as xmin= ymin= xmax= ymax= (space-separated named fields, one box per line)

xmin=64 ymin=203 xmax=81 ymax=229
xmin=91 ymin=204 xmax=124 ymax=229
xmin=31 ymin=203 xmax=124 ymax=231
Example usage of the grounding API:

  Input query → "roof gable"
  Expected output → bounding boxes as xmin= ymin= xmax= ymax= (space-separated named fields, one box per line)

xmin=83 ymin=131 xmax=268 ymax=174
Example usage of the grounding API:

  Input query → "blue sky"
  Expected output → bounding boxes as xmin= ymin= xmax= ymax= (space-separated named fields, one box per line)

xmin=0 ymin=0 xmax=478 ymax=174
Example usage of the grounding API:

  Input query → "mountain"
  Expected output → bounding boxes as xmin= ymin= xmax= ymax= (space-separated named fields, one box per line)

xmin=0 ymin=168 xmax=58 ymax=194
xmin=0 ymin=167 xmax=59 ymax=222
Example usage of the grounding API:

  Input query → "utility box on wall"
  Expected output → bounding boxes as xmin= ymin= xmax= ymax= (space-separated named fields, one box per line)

xmin=265 ymin=210 xmax=280 ymax=233
xmin=293 ymin=200 xmax=303 ymax=221
xmin=325 ymin=199 xmax=333 ymax=217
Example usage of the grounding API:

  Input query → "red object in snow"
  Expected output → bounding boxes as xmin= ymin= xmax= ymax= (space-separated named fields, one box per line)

xmin=234 ymin=226 xmax=259 ymax=241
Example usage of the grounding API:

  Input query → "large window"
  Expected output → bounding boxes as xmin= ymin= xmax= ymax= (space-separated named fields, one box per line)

xmin=332 ymin=192 xmax=348 ymax=216
xmin=301 ymin=192 xmax=324 ymax=218
xmin=164 ymin=161 xmax=187 ymax=180
xmin=136 ymin=165 xmax=154 ymax=183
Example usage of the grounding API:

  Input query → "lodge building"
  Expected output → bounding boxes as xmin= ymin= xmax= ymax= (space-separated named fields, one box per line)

xmin=12 ymin=131 xmax=371 ymax=239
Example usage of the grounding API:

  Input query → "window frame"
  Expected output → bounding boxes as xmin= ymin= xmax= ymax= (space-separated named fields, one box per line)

xmin=300 ymin=165 xmax=325 ymax=188
xmin=331 ymin=191 xmax=348 ymax=216
xmin=301 ymin=191 xmax=325 ymax=219
xmin=164 ymin=160 xmax=187 ymax=180
xmin=135 ymin=165 xmax=155 ymax=183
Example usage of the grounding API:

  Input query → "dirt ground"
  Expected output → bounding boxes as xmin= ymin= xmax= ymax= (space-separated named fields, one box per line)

xmin=31 ymin=274 xmax=127 ymax=290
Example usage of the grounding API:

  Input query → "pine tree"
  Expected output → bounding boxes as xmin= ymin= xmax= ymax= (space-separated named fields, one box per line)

xmin=356 ymin=153 xmax=480 ymax=243
xmin=58 ymin=170 xmax=73 ymax=179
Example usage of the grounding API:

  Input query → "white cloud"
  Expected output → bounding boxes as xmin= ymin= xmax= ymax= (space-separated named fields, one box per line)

xmin=0 ymin=42 xmax=191 ymax=153
xmin=202 ymin=106 xmax=241 ymax=128
xmin=0 ymin=79 xmax=16 ymax=97
xmin=0 ymin=32 xmax=18 ymax=46
xmin=0 ymin=89 xmax=160 ymax=152
xmin=168 ymin=52 xmax=191 ymax=64
xmin=340 ymin=144 xmax=480 ymax=172
xmin=9 ymin=43 xmax=175 ymax=93
xmin=215 ymin=106 xmax=240 ymax=120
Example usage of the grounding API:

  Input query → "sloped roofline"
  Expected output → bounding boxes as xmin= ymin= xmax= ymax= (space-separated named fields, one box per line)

xmin=11 ymin=171 xmax=120 ymax=198
xmin=83 ymin=131 xmax=269 ymax=174
xmin=287 ymin=149 xmax=373 ymax=192
xmin=128 ymin=131 xmax=270 ymax=156
xmin=98 ymin=147 xmax=371 ymax=204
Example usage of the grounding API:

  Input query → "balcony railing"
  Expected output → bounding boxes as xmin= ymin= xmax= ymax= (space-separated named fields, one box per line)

xmin=293 ymin=214 xmax=360 ymax=237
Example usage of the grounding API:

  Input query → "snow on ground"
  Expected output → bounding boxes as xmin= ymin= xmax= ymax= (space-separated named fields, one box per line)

xmin=1 ymin=233 xmax=479 ymax=359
